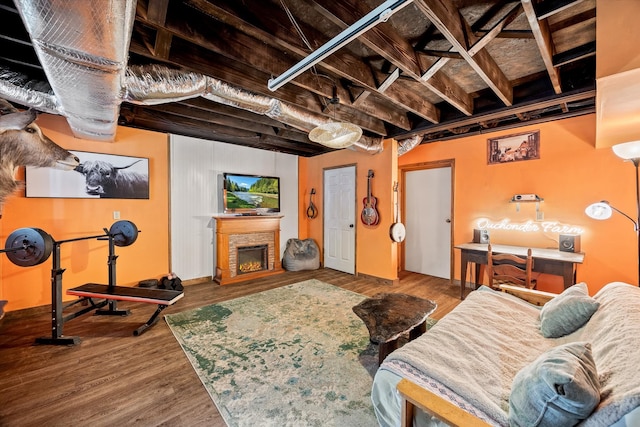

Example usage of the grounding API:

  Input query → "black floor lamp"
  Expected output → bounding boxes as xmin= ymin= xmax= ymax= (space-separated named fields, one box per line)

xmin=585 ymin=140 xmax=640 ymax=286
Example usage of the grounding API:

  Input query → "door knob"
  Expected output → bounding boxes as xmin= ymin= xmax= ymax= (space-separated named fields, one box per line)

xmin=349 ymin=224 xmax=354 ymax=228
xmin=445 ymin=219 xmax=451 ymax=223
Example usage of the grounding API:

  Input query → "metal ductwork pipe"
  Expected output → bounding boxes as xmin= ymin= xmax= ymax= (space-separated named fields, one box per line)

xmin=124 ymin=65 xmax=384 ymax=154
xmin=13 ymin=0 xmax=136 ymax=141
xmin=0 ymin=67 xmax=60 ymax=114
xmin=4 ymin=0 xmax=382 ymax=153
xmin=397 ymin=134 xmax=422 ymax=156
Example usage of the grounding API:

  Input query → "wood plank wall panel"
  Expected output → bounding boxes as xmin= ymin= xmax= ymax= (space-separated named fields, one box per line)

xmin=169 ymin=135 xmax=299 ymax=281
xmin=170 ymin=135 xmax=216 ymax=280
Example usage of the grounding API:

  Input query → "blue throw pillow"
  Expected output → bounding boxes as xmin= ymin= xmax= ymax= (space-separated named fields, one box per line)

xmin=509 ymin=342 xmax=600 ymax=427
xmin=539 ymin=282 xmax=599 ymax=338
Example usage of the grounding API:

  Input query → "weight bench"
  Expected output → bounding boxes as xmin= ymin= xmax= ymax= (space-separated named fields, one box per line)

xmin=67 ymin=283 xmax=184 ymax=337
xmin=30 ymin=222 xmax=185 ymax=345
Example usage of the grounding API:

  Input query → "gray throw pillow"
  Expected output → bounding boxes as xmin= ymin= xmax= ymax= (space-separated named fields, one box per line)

xmin=509 ymin=342 xmax=600 ymax=427
xmin=539 ymin=282 xmax=599 ymax=338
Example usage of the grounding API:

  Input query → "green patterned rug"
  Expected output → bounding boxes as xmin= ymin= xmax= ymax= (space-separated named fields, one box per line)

xmin=165 ymin=279 xmax=379 ymax=427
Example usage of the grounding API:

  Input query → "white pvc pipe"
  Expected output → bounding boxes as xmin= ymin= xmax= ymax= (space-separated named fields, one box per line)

xmin=267 ymin=0 xmax=414 ymax=91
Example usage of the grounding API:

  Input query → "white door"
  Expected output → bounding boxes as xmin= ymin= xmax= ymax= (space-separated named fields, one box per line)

xmin=324 ymin=166 xmax=356 ymax=274
xmin=404 ymin=166 xmax=452 ymax=279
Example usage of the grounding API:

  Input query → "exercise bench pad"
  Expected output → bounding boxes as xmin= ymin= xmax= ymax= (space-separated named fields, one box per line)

xmin=67 ymin=283 xmax=184 ymax=306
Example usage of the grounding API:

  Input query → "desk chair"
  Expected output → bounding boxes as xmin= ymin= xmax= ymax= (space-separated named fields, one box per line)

xmin=486 ymin=244 xmax=536 ymax=289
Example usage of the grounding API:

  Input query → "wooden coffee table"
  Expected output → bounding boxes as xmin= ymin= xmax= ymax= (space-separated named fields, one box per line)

xmin=352 ymin=293 xmax=437 ymax=364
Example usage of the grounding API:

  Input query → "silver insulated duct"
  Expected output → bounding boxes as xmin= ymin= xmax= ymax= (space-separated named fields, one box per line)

xmin=13 ymin=0 xmax=136 ymax=141
xmin=397 ymin=134 xmax=422 ymax=156
xmin=124 ymin=65 xmax=384 ymax=154
xmin=7 ymin=1 xmax=383 ymax=153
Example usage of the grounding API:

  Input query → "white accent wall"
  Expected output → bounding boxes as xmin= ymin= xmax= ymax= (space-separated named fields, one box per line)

xmin=169 ymin=135 xmax=299 ymax=281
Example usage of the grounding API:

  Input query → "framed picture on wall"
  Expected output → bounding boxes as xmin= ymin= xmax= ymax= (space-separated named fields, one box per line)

xmin=26 ymin=151 xmax=150 ymax=199
xmin=487 ymin=130 xmax=540 ymax=165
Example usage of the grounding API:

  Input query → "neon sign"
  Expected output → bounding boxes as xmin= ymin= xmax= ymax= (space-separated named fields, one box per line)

xmin=476 ymin=218 xmax=584 ymax=234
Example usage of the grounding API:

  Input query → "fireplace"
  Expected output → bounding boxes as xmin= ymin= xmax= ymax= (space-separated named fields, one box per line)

xmin=213 ymin=215 xmax=284 ymax=285
xmin=237 ymin=245 xmax=268 ymax=274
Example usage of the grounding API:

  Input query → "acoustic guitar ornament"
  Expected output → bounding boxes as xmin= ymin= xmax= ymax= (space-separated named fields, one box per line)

xmin=361 ymin=169 xmax=380 ymax=226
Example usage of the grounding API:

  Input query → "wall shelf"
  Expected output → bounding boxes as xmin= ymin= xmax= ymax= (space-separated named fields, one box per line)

xmin=510 ymin=194 xmax=543 ymax=213
xmin=510 ymin=194 xmax=543 ymax=203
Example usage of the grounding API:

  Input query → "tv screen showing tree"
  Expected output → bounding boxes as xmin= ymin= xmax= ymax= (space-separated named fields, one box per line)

xmin=224 ymin=173 xmax=280 ymax=212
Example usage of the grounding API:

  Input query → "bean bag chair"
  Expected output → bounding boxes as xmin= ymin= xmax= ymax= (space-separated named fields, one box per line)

xmin=282 ymin=238 xmax=320 ymax=271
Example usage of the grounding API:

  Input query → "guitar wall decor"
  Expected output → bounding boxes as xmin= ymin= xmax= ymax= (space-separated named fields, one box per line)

xmin=306 ymin=188 xmax=318 ymax=219
xmin=361 ymin=169 xmax=380 ymax=226
xmin=389 ymin=181 xmax=406 ymax=242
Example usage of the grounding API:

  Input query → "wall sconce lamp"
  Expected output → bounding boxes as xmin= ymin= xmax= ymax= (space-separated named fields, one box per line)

xmin=585 ymin=140 xmax=640 ymax=286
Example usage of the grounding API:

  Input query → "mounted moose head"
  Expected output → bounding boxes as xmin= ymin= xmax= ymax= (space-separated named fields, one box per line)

xmin=0 ymin=99 xmax=79 ymax=205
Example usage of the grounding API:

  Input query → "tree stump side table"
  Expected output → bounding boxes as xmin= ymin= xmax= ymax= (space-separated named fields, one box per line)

xmin=352 ymin=293 xmax=437 ymax=365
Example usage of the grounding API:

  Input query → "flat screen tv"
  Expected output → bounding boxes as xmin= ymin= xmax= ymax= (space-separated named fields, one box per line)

xmin=223 ymin=173 xmax=280 ymax=214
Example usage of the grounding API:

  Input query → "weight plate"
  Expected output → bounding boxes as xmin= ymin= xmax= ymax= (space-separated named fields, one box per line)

xmin=4 ymin=228 xmax=53 ymax=267
xmin=109 ymin=220 xmax=138 ymax=247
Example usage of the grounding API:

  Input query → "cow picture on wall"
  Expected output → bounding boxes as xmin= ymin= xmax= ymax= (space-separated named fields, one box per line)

xmin=26 ymin=151 xmax=149 ymax=199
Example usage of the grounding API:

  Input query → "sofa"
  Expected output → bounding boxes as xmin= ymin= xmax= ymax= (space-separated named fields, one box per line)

xmin=372 ymin=282 xmax=640 ymax=427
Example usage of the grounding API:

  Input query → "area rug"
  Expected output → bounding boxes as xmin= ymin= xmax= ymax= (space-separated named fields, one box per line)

xmin=165 ymin=279 xmax=379 ymax=427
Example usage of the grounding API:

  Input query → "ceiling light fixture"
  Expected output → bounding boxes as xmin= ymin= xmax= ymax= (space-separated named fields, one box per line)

xmin=308 ymin=93 xmax=362 ymax=149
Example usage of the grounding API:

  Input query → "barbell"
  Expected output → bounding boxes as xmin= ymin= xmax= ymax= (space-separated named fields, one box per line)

xmin=1 ymin=220 xmax=139 ymax=267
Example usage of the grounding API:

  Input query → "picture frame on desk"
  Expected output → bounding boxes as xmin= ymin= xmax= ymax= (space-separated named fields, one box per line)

xmin=487 ymin=130 xmax=540 ymax=165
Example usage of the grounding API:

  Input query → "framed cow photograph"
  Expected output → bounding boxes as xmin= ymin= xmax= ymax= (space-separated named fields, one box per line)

xmin=26 ymin=151 xmax=149 ymax=199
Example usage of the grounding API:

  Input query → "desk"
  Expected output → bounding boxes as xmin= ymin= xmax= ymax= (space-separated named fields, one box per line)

xmin=455 ymin=243 xmax=585 ymax=299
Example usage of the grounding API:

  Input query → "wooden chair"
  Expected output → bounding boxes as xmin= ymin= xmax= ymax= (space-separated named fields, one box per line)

xmin=486 ymin=244 xmax=536 ymax=289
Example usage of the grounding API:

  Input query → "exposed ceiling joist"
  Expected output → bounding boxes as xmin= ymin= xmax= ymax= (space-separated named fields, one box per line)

xmin=0 ymin=0 xmax=596 ymax=157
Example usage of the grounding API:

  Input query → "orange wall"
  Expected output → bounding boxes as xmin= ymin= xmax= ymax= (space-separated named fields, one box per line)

xmin=399 ymin=114 xmax=636 ymax=295
xmin=594 ymin=1 xmax=640 ymax=149
xmin=596 ymin=0 xmax=640 ymax=78
xmin=299 ymin=140 xmax=399 ymax=282
xmin=0 ymin=114 xmax=170 ymax=312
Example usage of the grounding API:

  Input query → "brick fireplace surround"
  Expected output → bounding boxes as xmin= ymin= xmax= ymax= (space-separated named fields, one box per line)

xmin=212 ymin=215 xmax=284 ymax=285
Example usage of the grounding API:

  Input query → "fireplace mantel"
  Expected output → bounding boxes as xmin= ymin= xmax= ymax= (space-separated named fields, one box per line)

xmin=213 ymin=215 xmax=284 ymax=285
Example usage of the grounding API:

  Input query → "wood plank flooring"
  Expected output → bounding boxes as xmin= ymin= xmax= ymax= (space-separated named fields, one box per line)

xmin=0 ymin=269 xmax=465 ymax=426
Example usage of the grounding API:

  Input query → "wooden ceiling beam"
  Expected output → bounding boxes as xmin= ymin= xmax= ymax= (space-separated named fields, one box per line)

xmin=146 ymin=0 xmax=172 ymax=59
xmin=121 ymin=105 xmax=325 ymax=156
xmin=398 ymin=89 xmax=595 ymax=138
xmin=146 ymin=0 xmax=169 ymax=25
xmin=129 ymin=36 xmax=387 ymax=135
xmin=522 ymin=0 xmax=562 ymax=94
xmin=418 ymin=2 xmax=521 ymax=88
xmin=310 ymin=0 xmax=473 ymax=116
xmin=179 ymin=98 xmax=302 ymax=131
xmin=535 ymin=0 xmax=586 ymax=20
xmin=549 ymin=8 xmax=595 ymax=33
xmin=153 ymin=102 xmax=280 ymax=137
xmin=470 ymin=0 xmax=513 ymax=33
xmin=151 ymin=29 xmax=172 ymax=59
xmin=130 ymin=23 xmax=387 ymax=135
xmin=153 ymin=6 xmax=410 ymax=131
xmin=473 ymin=29 xmax=534 ymax=39
xmin=414 ymin=0 xmax=513 ymax=106
xmin=183 ymin=0 xmax=435 ymax=125
xmin=553 ymin=41 xmax=596 ymax=67
xmin=468 ymin=3 xmax=523 ymax=55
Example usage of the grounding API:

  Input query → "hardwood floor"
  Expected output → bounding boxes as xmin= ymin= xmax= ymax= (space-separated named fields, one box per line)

xmin=0 ymin=269 xmax=464 ymax=426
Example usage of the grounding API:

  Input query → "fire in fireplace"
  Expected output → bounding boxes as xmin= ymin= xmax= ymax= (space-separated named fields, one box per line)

xmin=237 ymin=244 xmax=268 ymax=274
